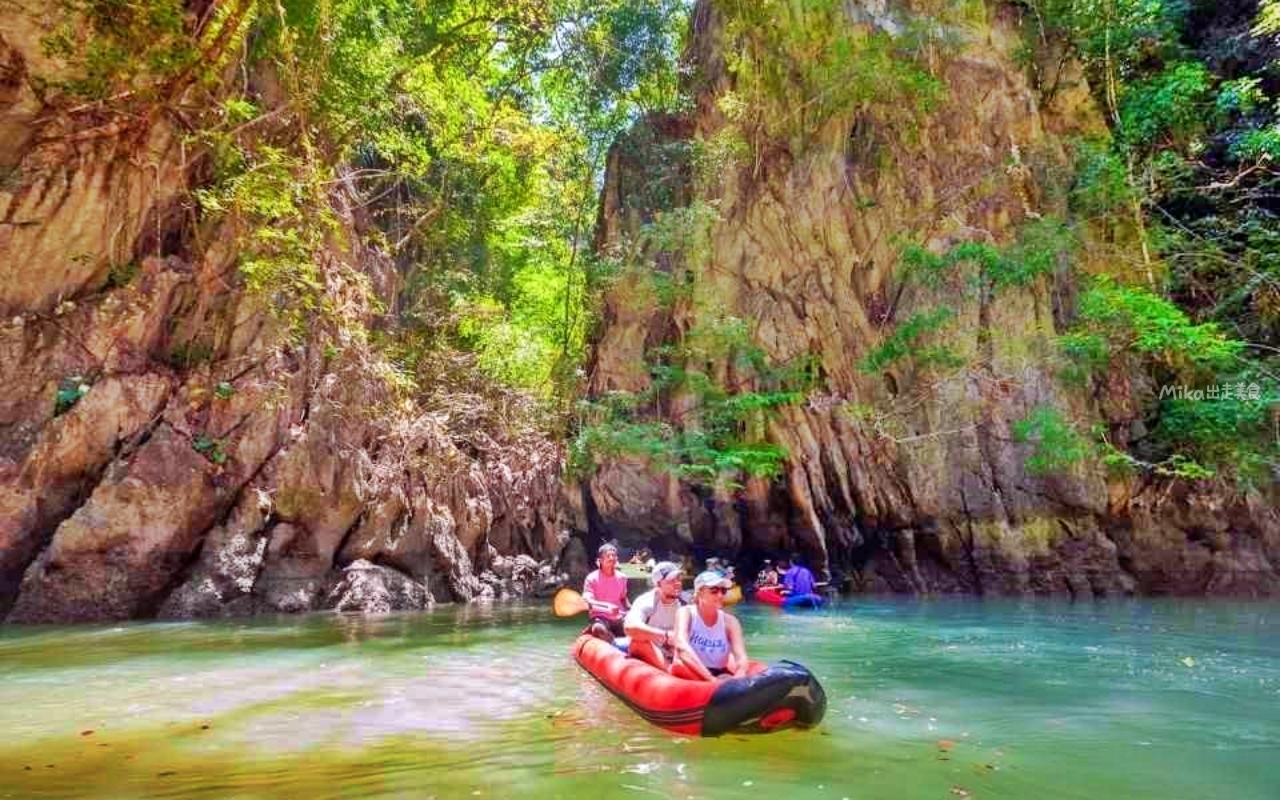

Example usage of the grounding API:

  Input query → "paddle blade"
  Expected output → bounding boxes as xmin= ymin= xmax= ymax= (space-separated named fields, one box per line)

xmin=553 ymin=588 xmax=590 ymax=617
xmin=725 ymin=585 xmax=743 ymax=605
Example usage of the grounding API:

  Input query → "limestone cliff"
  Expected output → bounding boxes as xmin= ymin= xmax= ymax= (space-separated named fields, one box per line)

xmin=0 ymin=3 xmax=564 ymax=622
xmin=580 ymin=0 xmax=1280 ymax=597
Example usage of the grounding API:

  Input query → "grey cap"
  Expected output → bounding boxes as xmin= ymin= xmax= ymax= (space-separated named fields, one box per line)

xmin=651 ymin=561 xmax=683 ymax=585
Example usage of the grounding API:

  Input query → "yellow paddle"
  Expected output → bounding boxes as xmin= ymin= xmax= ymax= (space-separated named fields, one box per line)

xmin=553 ymin=588 xmax=592 ymax=617
xmin=552 ymin=584 xmax=742 ymax=617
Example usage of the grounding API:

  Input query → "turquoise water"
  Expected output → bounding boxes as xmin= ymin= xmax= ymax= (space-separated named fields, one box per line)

xmin=1 ymin=599 xmax=1276 ymax=799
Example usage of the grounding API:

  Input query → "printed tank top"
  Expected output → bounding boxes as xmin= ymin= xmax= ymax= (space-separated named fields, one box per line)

xmin=687 ymin=609 xmax=729 ymax=669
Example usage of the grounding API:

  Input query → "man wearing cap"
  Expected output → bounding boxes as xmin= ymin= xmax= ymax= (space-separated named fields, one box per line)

xmin=624 ymin=561 xmax=694 ymax=670
xmin=671 ymin=570 xmax=750 ymax=682
xmin=583 ymin=543 xmax=630 ymax=642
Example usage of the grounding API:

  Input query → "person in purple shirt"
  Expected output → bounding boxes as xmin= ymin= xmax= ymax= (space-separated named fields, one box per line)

xmin=776 ymin=553 xmax=816 ymax=597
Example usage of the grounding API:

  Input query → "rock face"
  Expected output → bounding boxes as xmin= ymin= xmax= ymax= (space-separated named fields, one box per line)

xmin=580 ymin=0 xmax=1280 ymax=597
xmin=0 ymin=4 xmax=565 ymax=622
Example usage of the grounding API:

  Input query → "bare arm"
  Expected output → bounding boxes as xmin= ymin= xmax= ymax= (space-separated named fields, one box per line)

xmin=725 ymin=613 xmax=749 ymax=677
xmin=623 ymin=620 xmax=669 ymax=643
xmin=623 ymin=599 xmax=666 ymax=643
xmin=674 ymin=608 xmax=716 ymax=682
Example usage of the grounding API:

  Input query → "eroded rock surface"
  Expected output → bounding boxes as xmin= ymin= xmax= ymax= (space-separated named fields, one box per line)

xmin=0 ymin=6 xmax=567 ymax=622
xmin=580 ymin=0 xmax=1279 ymax=597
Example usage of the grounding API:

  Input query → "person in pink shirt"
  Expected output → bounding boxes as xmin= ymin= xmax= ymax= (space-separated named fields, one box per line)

xmin=584 ymin=543 xmax=630 ymax=642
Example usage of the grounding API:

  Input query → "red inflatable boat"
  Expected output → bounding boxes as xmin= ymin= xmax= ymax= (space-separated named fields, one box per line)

xmin=756 ymin=587 xmax=786 ymax=605
xmin=757 ymin=587 xmax=826 ymax=609
xmin=571 ymin=634 xmax=826 ymax=736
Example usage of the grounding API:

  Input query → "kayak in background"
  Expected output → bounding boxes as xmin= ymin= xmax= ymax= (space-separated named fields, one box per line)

xmin=756 ymin=587 xmax=826 ymax=609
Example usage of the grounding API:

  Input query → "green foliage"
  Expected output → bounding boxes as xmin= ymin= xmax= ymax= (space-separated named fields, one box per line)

xmin=1072 ymin=276 xmax=1243 ymax=376
xmin=1005 ymin=217 xmax=1077 ymax=284
xmin=264 ymin=0 xmax=688 ymax=397
xmin=1061 ymin=278 xmax=1276 ymax=482
xmin=857 ymin=307 xmax=960 ymax=374
xmin=538 ymin=0 xmax=689 ymax=134
xmin=39 ymin=0 xmax=194 ymax=99
xmin=104 ymin=260 xmax=140 ymax=289
xmin=1215 ymin=77 xmax=1266 ymax=120
xmin=54 ymin=376 xmax=92 ymax=416
xmin=1020 ymin=0 xmax=1187 ymax=87
xmin=875 ymin=219 xmax=1076 ymax=377
xmin=901 ymin=218 xmax=1076 ymax=292
xmin=1118 ymin=62 xmax=1214 ymax=150
xmin=570 ymin=317 xmax=802 ymax=486
xmin=1255 ymin=0 xmax=1280 ymax=35
xmin=192 ymin=434 xmax=228 ymax=465
xmin=213 ymin=382 xmax=236 ymax=400
xmin=715 ymin=0 xmax=944 ymax=156
xmin=26 ymin=0 xmax=684 ymax=403
xmin=455 ymin=296 xmax=558 ymax=389
xmin=195 ymin=139 xmax=332 ymax=319
xmin=1068 ymin=138 xmax=1135 ymax=217
xmin=1152 ymin=383 xmax=1278 ymax=483
xmin=1056 ymin=330 xmax=1109 ymax=385
xmin=607 ymin=199 xmax=720 ymax=306
xmin=1011 ymin=405 xmax=1093 ymax=476
xmin=1098 ymin=442 xmax=1217 ymax=481
xmin=1229 ymin=127 xmax=1280 ymax=162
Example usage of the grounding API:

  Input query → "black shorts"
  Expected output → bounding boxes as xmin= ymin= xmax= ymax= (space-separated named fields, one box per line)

xmin=586 ymin=615 xmax=626 ymax=637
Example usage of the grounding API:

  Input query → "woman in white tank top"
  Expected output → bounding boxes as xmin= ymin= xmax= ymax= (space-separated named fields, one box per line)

xmin=673 ymin=571 xmax=750 ymax=681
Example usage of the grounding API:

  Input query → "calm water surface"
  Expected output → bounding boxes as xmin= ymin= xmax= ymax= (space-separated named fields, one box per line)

xmin=1 ymin=598 xmax=1276 ymax=799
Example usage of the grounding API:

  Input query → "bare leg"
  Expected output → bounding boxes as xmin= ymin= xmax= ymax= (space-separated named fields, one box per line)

xmin=669 ymin=658 xmax=698 ymax=681
xmin=628 ymin=639 xmax=669 ymax=670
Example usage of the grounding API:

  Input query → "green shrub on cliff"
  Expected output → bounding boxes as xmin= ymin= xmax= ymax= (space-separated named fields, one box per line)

xmin=1019 ymin=0 xmax=1280 ymax=487
xmin=1011 ymin=405 xmax=1093 ymax=476
xmin=1118 ymin=62 xmax=1215 ymax=151
xmin=857 ymin=307 xmax=961 ymax=375
xmin=38 ymin=0 xmax=197 ymax=100
xmin=714 ymin=0 xmax=944 ymax=158
xmin=1073 ymin=277 xmax=1243 ymax=375
xmin=900 ymin=217 xmax=1075 ymax=293
xmin=865 ymin=219 xmax=1076 ymax=376
xmin=1060 ymin=277 xmax=1276 ymax=482
xmin=569 ymin=316 xmax=802 ymax=486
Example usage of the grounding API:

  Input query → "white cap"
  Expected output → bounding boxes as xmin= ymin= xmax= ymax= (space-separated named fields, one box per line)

xmin=693 ymin=570 xmax=732 ymax=592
